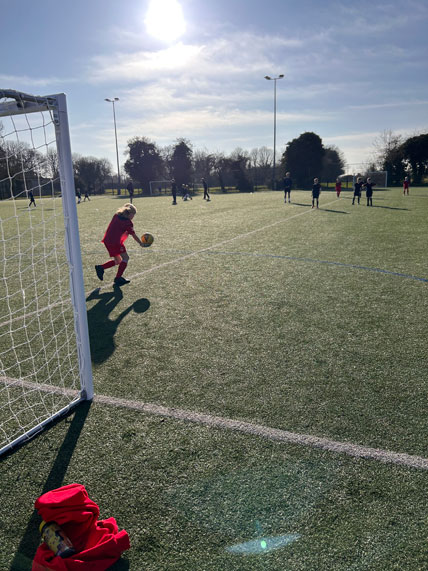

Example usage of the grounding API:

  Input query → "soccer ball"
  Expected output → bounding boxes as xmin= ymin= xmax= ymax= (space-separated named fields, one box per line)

xmin=141 ymin=232 xmax=154 ymax=247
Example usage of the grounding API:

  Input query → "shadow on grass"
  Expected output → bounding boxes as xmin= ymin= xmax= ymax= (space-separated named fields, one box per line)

xmin=86 ymin=288 xmax=150 ymax=364
xmin=9 ymin=401 xmax=92 ymax=570
xmin=371 ymin=205 xmax=409 ymax=211
xmin=319 ymin=208 xmax=348 ymax=214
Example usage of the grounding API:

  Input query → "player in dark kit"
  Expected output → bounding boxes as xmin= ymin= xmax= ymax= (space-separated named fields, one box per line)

xmin=352 ymin=177 xmax=363 ymax=205
xmin=363 ymin=177 xmax=376 ymax=206
xmin=312 ymin=178 xmax=321 ymax=209
xmin=201 ymin=178 xmax=210 ymax=201
xmin=127 ymin=181 xmax=134 ymax=203
xmin=171 ymin=179 xmax=177 ymax=205
xmin=283 ymin=172 xmax=292 ymax=203
xmin=28 ymin=191 xmax=36 ymax=207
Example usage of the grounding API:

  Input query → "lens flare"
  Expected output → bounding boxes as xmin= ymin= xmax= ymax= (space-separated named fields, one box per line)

xmin=226 ymin=534 xmax=301 ymax=555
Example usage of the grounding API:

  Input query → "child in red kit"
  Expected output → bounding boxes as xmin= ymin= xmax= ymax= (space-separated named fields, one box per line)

xmin=335 ymin=178 xmax=341 ymax=197
xmin=403 ymin=176 xmax=410 ymax=195
xmin=95 ymin=203 xmax=145 ymax=286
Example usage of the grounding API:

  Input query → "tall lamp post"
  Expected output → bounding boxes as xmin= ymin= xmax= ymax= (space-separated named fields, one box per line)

xmin=264 ymin=75 xmax=284 ymax=190
xmin=105 ymin=97 xmax=121 ymax=195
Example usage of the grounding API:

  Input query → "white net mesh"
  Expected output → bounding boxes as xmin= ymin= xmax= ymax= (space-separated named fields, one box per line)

xmin=0 ymin=91 xmax=82 ymax=454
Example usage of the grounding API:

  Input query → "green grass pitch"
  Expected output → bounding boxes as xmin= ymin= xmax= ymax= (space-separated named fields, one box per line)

xmin=1 ymin=187 xmax=427 ymax=570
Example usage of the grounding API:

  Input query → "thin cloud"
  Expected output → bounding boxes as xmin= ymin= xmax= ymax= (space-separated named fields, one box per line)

xmin=348 ymin=100 xmax=428 ymax=110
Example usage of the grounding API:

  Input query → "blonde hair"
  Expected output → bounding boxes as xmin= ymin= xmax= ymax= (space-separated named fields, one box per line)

xmin=116 ymin=203 xmax=137 ymax=218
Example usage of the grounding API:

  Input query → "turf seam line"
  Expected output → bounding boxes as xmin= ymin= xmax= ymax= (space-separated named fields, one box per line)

xmin=148 ymin=248 xmax=428 ymax=283
xmin=123 ymin=199 xmax=340 ymax=285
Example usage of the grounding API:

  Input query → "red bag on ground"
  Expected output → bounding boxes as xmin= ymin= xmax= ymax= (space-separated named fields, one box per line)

xmin=32 ymin=483 xmax=130 ymax=570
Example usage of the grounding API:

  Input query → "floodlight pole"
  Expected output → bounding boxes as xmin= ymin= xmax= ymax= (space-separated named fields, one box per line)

xmin=105 ymin=97 xmax=121 ymax=195
xmin=264 ymin=75 xmax=284 ymax=190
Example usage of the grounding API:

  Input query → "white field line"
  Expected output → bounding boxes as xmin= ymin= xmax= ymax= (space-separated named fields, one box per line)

xmin=1 ymin=200 xmax=330 ymax=327
xmin=4 ymin=378 xmax=428 ymax=471
xmin=94 ymin=394 xmax=428 ymax=471
xmin=118 ymin=200 xmax=339 ymax=286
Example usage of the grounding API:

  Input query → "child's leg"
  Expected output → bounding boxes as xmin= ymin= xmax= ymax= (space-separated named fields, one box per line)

xmin=115 ymin=252 xmax=129 ymax=279
xmin=101 ymin=259 xmax=117 ymax=270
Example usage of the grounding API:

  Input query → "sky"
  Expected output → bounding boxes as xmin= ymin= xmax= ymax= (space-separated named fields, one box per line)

xmin=1 ymin=0 xmax=428 ymax=174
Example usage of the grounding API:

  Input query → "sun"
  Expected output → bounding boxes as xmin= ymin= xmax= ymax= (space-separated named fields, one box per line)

xmin=145 ymin=0 xmax=186 ymax=42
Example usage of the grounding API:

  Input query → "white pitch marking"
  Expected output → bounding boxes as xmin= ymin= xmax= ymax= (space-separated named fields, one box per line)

xmin=94 ymin=393 xmax=428 ymax=471
xmin=123 ymin=199 xmax=340 ymax=285
xmin=4 ymin=378 xmax=427 ymax=470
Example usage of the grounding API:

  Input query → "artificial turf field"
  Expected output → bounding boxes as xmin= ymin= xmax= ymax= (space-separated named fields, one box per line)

xmin=1 ymin=187 xmax=427 ymax=570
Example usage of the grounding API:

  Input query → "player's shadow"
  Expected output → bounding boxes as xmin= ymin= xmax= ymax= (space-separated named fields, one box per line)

xmin=86 ymin=288 xmax=150 ymax=364
xmin=371 ymin=205 xmax=409 ymax=211
xmin=319 ymin=208 xmax=348 ymax=214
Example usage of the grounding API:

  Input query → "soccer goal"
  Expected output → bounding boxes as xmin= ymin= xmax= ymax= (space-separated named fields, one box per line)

xmin=0 ymin=90 xmax=93 ymax=456
xmin=149 ymin=180 xmax=171 ymax=195
xmin=364 ymin=171 xmax=388 ymax=188
xmin=345 ymin=170 xmax=388 ymax=188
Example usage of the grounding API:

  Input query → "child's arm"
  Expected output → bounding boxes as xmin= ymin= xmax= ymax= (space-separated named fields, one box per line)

xmin=131 ymin=233 xmax=145 ymax=247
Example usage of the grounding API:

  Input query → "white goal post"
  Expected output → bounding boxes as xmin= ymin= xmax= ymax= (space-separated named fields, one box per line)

xmin=0 ymin=90 xmax=93 ymax=456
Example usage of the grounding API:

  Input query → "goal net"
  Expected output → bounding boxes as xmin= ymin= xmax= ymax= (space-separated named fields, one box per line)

xmin=149 ymin=180 xmax=171 ymax=195
xmin=341 ymin=168 xmax=388 ymax=188
xmin=0 ymin=90 xmax=93 ymax=456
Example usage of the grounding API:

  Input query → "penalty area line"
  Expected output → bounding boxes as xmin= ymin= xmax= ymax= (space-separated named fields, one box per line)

xmin=94 ymin=393 xmax=428 ymax=471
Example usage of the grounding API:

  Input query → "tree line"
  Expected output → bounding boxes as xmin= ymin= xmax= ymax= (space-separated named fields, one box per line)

xmin=122 ymin=133 xmax=347 ymax=193
xmin=1 ymin=121 xmax=427 ymax=200
xmin=371 ymin=131 xmax=428 ymax=186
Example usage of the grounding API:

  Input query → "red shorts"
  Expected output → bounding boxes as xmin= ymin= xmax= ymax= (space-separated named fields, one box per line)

xmin=104 ymin=243 xmax=126 ymax=257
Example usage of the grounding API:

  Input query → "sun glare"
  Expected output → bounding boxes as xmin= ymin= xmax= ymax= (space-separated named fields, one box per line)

xmin=145 ymin=0 xmax=186 ymax=42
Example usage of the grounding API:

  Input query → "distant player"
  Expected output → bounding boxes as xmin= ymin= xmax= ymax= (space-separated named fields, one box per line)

xmin=352 ymin=177 xmax=363 ymax=205
xmin=202 ymin=178 xmax=210 ymax=201
xmin=403 ymin=176 xmax=410 ymax=195
xmin=83 ymin=188 xmax=90 ymax=201
xmin=312 ymin=178 xmax=321 ymax=209
xmin=171 ymin=179 xmax=177 ymax=205
xmin=363 ymin=177 xmax=376 ymax=206
xmin=28 ymin=190 xmax=36 ymax=208
xmin=76 ymin=189 xmax=81 ymax=204
xmin=95 ymin=203 xmax=145 ymax=286
xmin=335 ymin=178 xmax=342 ymax=198
xmin=182 ymin=184 xmax=192 ymax=201
xmin=283 ymin=172 xmax=292 ymax=203
xmin=127 ymin=181 xmax=134 ymax=203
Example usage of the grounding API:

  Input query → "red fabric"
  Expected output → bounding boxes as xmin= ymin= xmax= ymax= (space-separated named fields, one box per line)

xmin=32 ymin=484 xmax=130 ymax=571
xmin=102 ymin=215 xmax=135 ymax=249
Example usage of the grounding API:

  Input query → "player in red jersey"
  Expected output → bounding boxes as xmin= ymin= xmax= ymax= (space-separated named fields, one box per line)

xmin=335 ymin=178 xmax=342 ymax=197
xmin=403 ymin=176 xmax=410 ymax=195
xmin=95 ymin=203 xmax=145 ymax=286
